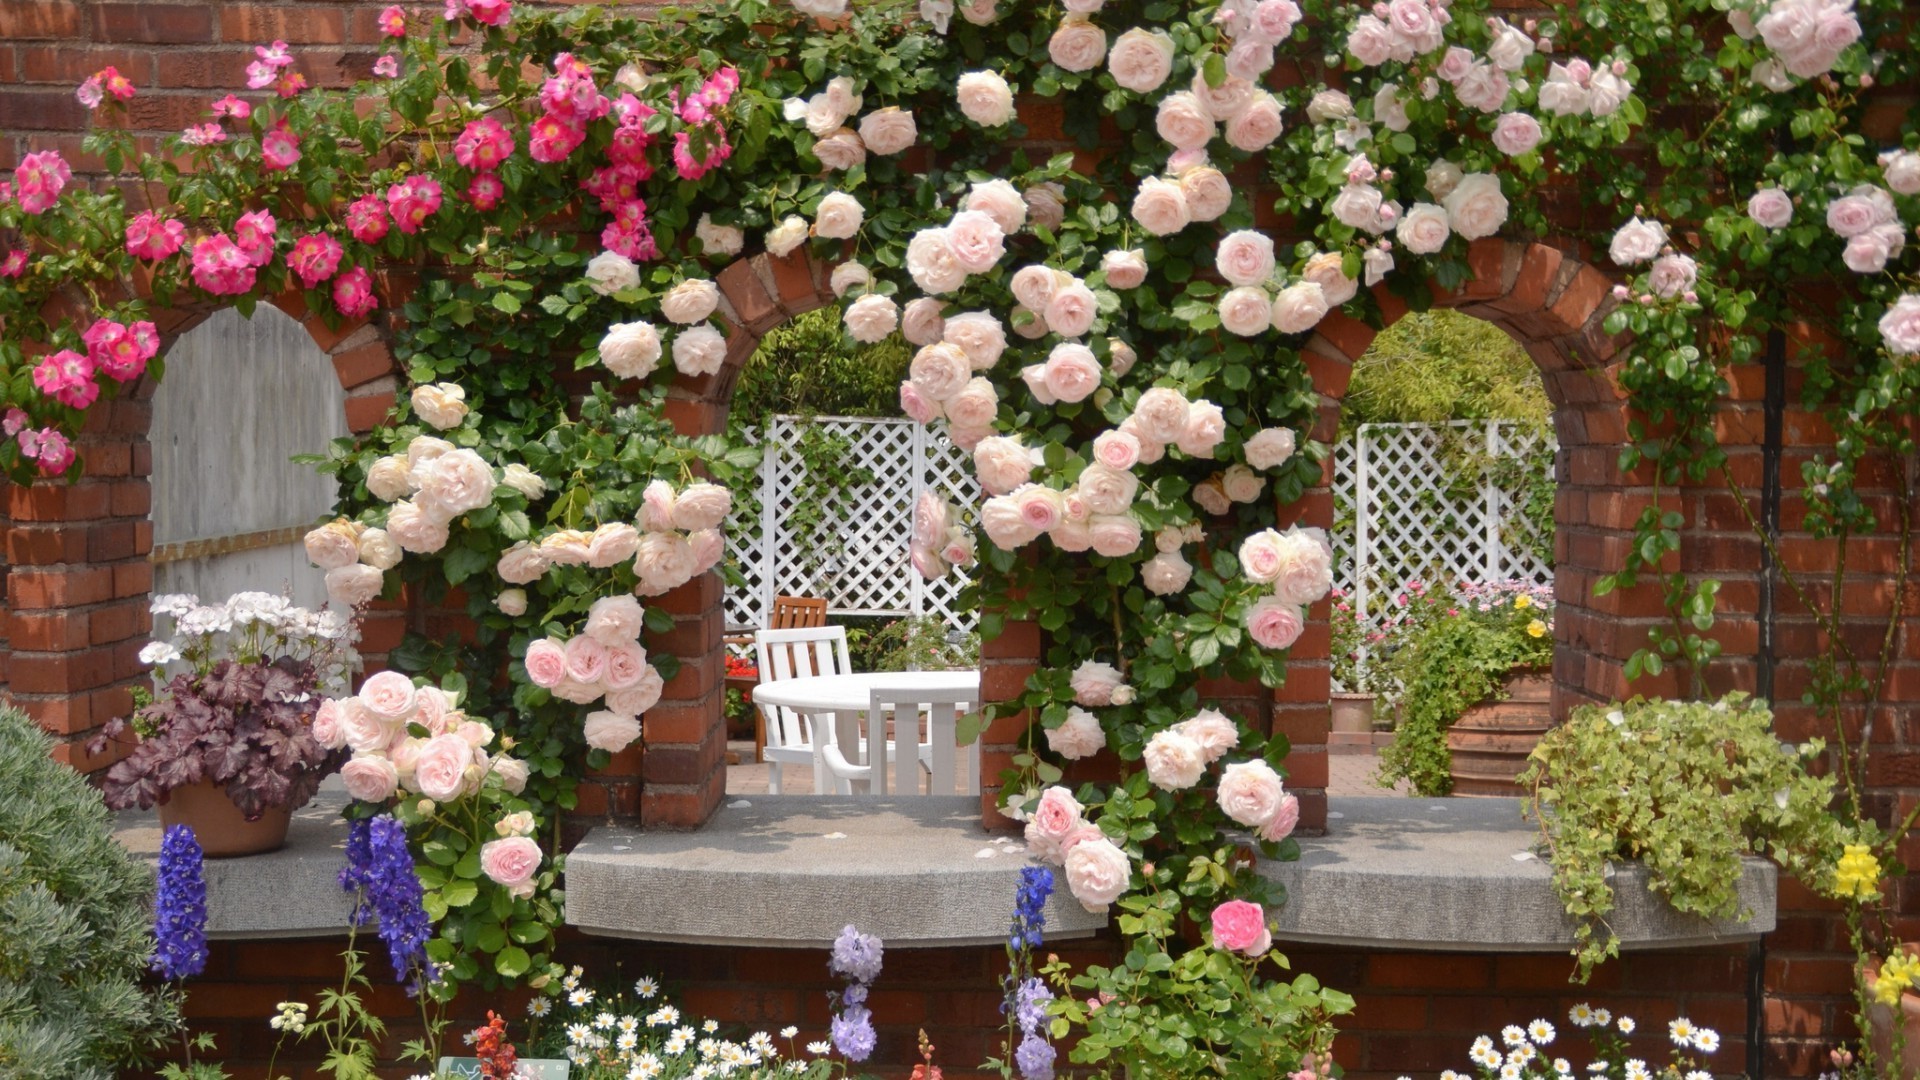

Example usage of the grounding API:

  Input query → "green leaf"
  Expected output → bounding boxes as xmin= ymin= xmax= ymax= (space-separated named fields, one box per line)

xmin=494 ymin=945 xmax=531 ymax=978
xmin=441 ymin=879 xmax=479 ymax=908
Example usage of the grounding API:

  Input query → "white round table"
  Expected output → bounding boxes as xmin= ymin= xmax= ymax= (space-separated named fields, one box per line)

xmin=752 ymin=671 xmax=982 ymax=795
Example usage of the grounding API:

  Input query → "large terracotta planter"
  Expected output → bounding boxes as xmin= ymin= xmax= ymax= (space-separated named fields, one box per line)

xmin=157 ymin=779 xmax=293 ymax=858
xmin=1446 ymin=672 xmax=1553 ymax=797
xmin=1863 ymin=947 xmax=1920 ymax=1076
xmin=1330 ymin=693 xmax=1376 ymax=734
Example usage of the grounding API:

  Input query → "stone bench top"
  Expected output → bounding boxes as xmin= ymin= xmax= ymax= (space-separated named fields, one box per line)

xmin=114 ymin=790 xmax=1774 ymax=952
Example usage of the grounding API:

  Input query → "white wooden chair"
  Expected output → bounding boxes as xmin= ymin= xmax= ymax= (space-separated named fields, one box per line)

xmin=819 ymin=687 xmax=981 ymax=796
xmin=754 ymin=626 xmax=852 ymax=794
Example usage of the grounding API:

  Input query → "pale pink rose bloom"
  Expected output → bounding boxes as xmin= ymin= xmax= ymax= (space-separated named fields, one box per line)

xmin=946 ymin=209 xmax=1007 ymax=274
xmin=956 ymin=70 xmax=1014 ymax=126
xmin=1487 ymin=19 xmax=1536 ymax=71
xmin=1175 ymin=709 xmax=1239 ymax=762
xmin=1024 ymin=182 xmax=1069 ymax=230
xmin=1178 ymin=166 xmax=1232 ymax=221
xmin=1221 ymin=464 xmax=1264 ymax=504
xmin=1043 ymin=342 xmax=1103 ymax=402
xmin=1273 ymin=526 xmax=1334 ymax=605
xmin=1044 ymin=281 xmax=1098 ymax=339
xmin=899 ymin=381 xmax=941 ymax=425
xmin=552 ymin=679 xmax=604 ymax=705
xmin=1108 ymin=339 xmax=1138 ymax=378
xmin=1210 ymin=899 xmax=1271 ymax=955
xmin=606 ymin=668 xmax=665 ymax=716
xmin=695 ymin=214 xmax=744 ymax=257
xmin=1070 ymin=660 xmax=1125 ymax=706
xmin=980 ymin=495 xmax=1041 ymax=549
xmin=765 ymin=214 xmax=811 ymax=256
xmin=1154 ymin=528 xmax=1186 ymax=554
xmin=386 ymin=499 xmax=449 ymax=555
xmin=671 ymin=325 xmax=727 ymax=377
xmin=672 ymin=482 xmax=732 ymax=531
xmin=814 ymin=128 xmax=868 ymax=172
xmin=411 ymin=383 xmax=467 ymax=430
xmin=1192 ymin=477 xmax=1231 ymax=516
xmin=1239 ymin=530 xmax=1286 ymax=584
xmin=1064 ymin=835 xmax=1131 ymax=912
xmin=1217 ymin=759 xmax=1286 ymax=829
xmin=496 ymin=541 xmax=549 ymax=584
xmin=830 ymin=261 xmax=870 ymax=298
xmin=1844 ymin=228 xmax=1901 ymax=274
xmin=1537 ymin=65 xmax=1591 ymax=116
xmin=413 ymin=686 xmax=453 ymax=735
xmin=1244 ymin=0 xmax=1300 ymax=44
xmin=1010 ymin=265 xmax=1062 ymax=312
xmin=940 ymin=527 xmax=976 ymax=568
xmin=1008 ymin=484 xmax=1067 ymax=534
xmin=339 ymin=701 xmax=392 ymax=755
xmin=1747 ymin=188 xmax=1794 ymax=229
xmin=688 ymin=528 xmax=724 ymax=574
xmin=1224 ymin=39 xmax=1275 ymax=82
xmin=1261 ymin=792 xmax=1301 ymax=841
xmin=1825 ymin=189 xmax=1892 ymax=238
xmin=1331 ymin=183 xmax=1384 ymax=231
xmin=956 ymin=0 xmax=996 ymax=26
xmin=1453 ymin=62 xmax=1511 ymax=112
xmin=1092 ymin=429 xmax=1142 ymax=471
xmin=911 ymin=542 xmax=949 ymax=582
xmin=1143 ymin=729 xmax=1206 ymax=790
xmin=1155 ymin=91 xmax=1216 ymax=151
xmin=524 ymin=638 xmax=569 ymax=688
xmin=1491 ymin=112 xmax=1543 ymax=157
xmin=1046 ymin=709 xmax=1108 ymax=761
xmin=1049 ymin=16 xmax=1107 ymax=72
xmin=1224 ymin=93 xmax=1284 ymax=152
xmin=1177 ymin=400 xmax=1227 ymax=458
xmin=562 ymin=635 xmax=610 ymax=684
xmin=964 ymin=179 xmax=1028 ymax=236
xmin=583 ymin=710 xmax=641 ymax=752
xmin=1107 ymin=28 xmax=1175 ymax=93
xmin=1131 ymin=387 xmax=1191 ymax=444
xmin=1302 ymin=252 xmax=1358 ymax=308
xmin=1243 ymin=426 xmax=1297 ymax=471
xmin=1087 ymin=513 xmax=1143 ymax=557
xmin=1883 ymin=150 xmax=1920 ymax=196
xmin=1346 ymin=14 xmax=1393 ymax=66
xmin=366 ymin=455 xmax=413 ymax=502
xmin=1023 ymin=785 xmax=1085 ymax=863
xmin=584 ymin=523 xmax=641 ymax=570
xmin=492 ymin=757 xmax=530 ymax=795
xmin=1587 ymin=68 xmax=1631 ymax=117
xmin=341 ymin=755 xmax=400 ymax=803
xmin=910 ymin=342 xmax=972 ymax=402
xmin=496 ymin=589 xmax=528 ymax=616
xmin=1052 ymin=518 xmax=1093 ymax=552
xmin=1443 ymin=172 xmax=1509 ymax=240
xmin=1219 ymin=286 xmax=1274 ymax=337
xmin=304 ymin=521 xmax=362 ymax=570
xmin=360 ymin=670 xmax=419 ymax=722
xmin=1373 ymin=83 xmax=1410 ymax=132
xmin=1435 ymin=46 xmax=1474 ymax=84
xmin=1102 ymin=249 xmax=1148 ymax=289
xmin=1246 ymin=596 xmax=1306 ymax=650
xmin=1426 ymin=159 xmax=1464 ymax=200
xmin=1021 ymin=366 xmax=1054 ymax=408
xmin=639 ymin=479 xmax=677 ymax=532
xmin=633 ymin=531 xmax=699 ymax=595
xmin=943 ymin=312 xmax=1008 ymax=370
xmin=325 ymin=564 xmax=386 ymax=608
xmin=455 ymin=720 xmax=494 ymax=749
xmin=480 ymin=836 xmax=543 ymax=898
xmin=1649 ymin=253 xmax=1700 ymax=297
xmin=586 ymin=594 xmax=646 ymax=646
xmin=1880 ymin=295 xmax=1920 ymax=355
xmin=1131 ymin=176 xmax=1191 ymax=236
xmin=1395 ymin=202 xmax=1452 ymax=255
xmin=944 ymin=377 xmax=999 ymax=431
xmin=660 ymin=278 xmax=720 ymax=325
xmin=412 ymin=734 xmax=474 ymax=801
xmin=1190 ymin=71 xmax=1254 ymax=122
xmin=813 ymin=191 xmax=865 ymax=241
xmin=1216 ymin=230 xmax=1276 ymax=288
xmin=906 ymin=228 xmax=968 ymax=294
xmin=1141 ymin=550 xmax=1192 ymax=595
xmin=312 ymin=698 xmax=347 ymax=750
xmin=416 ymin=448 xmax=496 ymax=517
xmin=913 ymin=491 xmax=952 ymax=549
xmin=355 ymin=527 xmax=403 ymax=571
xmin=858 ymin=107 xmax=918 ymax=155
xmin=974 ymin=435 xmax=1034 ymax=495
xmin=901 ymin=298 xmax=948 ymax=345
xmin=1077 ymin=463 xmax=1138 ymax=516
xmin=1608 ymin=216 xmax=1668 ymax=266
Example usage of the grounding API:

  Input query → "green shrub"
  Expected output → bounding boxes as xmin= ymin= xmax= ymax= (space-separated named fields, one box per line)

xmin=0 ymin=707 xmax=178 ymax=1077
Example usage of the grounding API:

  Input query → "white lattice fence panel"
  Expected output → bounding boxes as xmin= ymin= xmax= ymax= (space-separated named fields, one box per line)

xmin=723 ymin=426 xmax=764 ymax=634
xmin=1335 ymin=420 xmax=1555 ymax=640
xmin=727 ymin=416 xmax=978 ymax=633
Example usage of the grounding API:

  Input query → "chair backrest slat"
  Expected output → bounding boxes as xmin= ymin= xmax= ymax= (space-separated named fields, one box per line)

xmin=754 ymin=626 xmax=852 ymax=753
xmin=867 ymin=686 xmax=981 ymax=797
xmin=770 ymin=595 xmax=829 ymax=630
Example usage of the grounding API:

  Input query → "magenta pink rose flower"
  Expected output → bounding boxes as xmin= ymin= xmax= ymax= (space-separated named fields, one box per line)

xmin=1210 ymin=899 xmax=1271 ymax=955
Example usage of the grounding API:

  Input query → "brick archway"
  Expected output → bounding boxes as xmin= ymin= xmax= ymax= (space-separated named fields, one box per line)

xmin=0 ymin=288 xmax=403 ymax=771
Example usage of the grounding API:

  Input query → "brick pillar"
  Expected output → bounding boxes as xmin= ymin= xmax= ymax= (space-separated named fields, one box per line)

xmin=979 ymin=618 xmax=1041 ymax=830
xmin=1 ymin=398 xmax=154 ymax=770
xmin=636 ymin=571 xmax=726 ymax=828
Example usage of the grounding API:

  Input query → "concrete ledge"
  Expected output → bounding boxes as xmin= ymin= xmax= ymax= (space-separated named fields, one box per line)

xmin=116 ymin=786 xmax=355 ymax=939
xmin=565 ymin=796 xmax=1108 ymax=947
xmin=1262 ymin=797 xmax=1775 ymax=952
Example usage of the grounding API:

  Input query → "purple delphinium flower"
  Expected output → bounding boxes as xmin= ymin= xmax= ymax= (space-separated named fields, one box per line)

xmin=1015 ymin=1031 xmax=1057 ymax=1080
xmin=829 ymin=924 xmax=884 ymax=985
xmin=152 ymin=824 xmax=208 ymax=980
xmin=830 ymin=1004 xmax=877 ymax=1062
xmin=1014 ymin=977 xmax=1053 ymax=1034
xmin=339 ymin=814 xmax=433 ymax=994
xmin=1011 ymin=866 xmax=1052 ymax=949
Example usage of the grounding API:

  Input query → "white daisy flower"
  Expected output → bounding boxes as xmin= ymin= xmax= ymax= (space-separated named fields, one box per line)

xmin=1592 ymin=1008 xmax=1612 ymax=1027
xmin=1553 ymin=1059 xmax=1573 ymax=1074
xmin=567 ymin=1023 xmax=594 ymax=1045
xmin=1529 ymin=1019 xmax=1556 ymax=1045
xmin=1693 ymin=1029 xmax=1720 ymax=1053
xmin=806 ymin=1040 xmax=832 ymax=1055
xmin=1625 ymin=1059 xmax=1650 ymax=1080
xmin=1502 ymin=1025 xmax=1527 ymax=1047
xmin=1499 ymin=1065 xmax=1521 ymax=1080
xmin=595 ymin=1011 xmax=617 ymax=1029
xmin=619 ymin=1015 xmax=640 ymax=1034
xmin=570 ymin=988 xmax=596 ymax=1007
xmin=635 ymin=976 xmax=660 ymax=998
xmin=780 ymin=1026 xmax=799 ymax=1039
xmin=704 ymin=1019 xmax=720 ymax=1034
xmin=1617 ymin=1017 xmax=1636 ymax=1035
xmin=528 ymin=997 xmax=553 ymax=1017
xmin=1668 ymin=1018 xmax=1694 ymax=1046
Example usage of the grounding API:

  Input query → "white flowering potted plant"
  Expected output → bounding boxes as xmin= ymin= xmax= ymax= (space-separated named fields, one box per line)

xmin=90 ymin=592 xmax=358 ymax=856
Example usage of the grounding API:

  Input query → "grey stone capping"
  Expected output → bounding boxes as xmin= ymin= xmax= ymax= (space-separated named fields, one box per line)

xmin=115 ymin=786 xmax=357 ymax=940
xmin=1262 ymin=797 xmax=1776 ymax=953
xmin=564 ymin=796 xmax=1108 ymax=947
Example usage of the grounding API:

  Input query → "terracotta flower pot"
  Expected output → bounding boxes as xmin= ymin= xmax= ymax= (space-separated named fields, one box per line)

xmin=1445 ymin=672 xmax=1554 ymax=797
xmin=157 ymin=779 xmax=293 ymax=858
xmin=1863 ymin=948 xmax=1920 ymax=1076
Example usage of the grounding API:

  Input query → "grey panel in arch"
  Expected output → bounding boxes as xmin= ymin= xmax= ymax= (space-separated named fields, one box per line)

xmin=149 ymin=306 xmax=348 ymax=608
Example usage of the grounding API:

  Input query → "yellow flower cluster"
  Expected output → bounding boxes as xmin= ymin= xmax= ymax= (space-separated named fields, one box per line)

xmin=1834 ymin=844 xmax=1882 ymax=901
xmin=1876 ymin=952 xmax=1920 ymax=1006
xmin=1526 ymin=619 xmax=1547 ymax=638
xmin=1514 ymin=595 xmax=1533 ymax=610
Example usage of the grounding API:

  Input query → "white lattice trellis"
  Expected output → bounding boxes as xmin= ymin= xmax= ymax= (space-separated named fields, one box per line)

xmin=724 ymin=416 xmax=980 ymax=633
xmin=1333 ymin=420 xmax=1556 ymax=641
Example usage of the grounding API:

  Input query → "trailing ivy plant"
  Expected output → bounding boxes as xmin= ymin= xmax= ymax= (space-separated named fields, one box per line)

xmin=1520 ymin=693 xmax=1854 ymax=980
